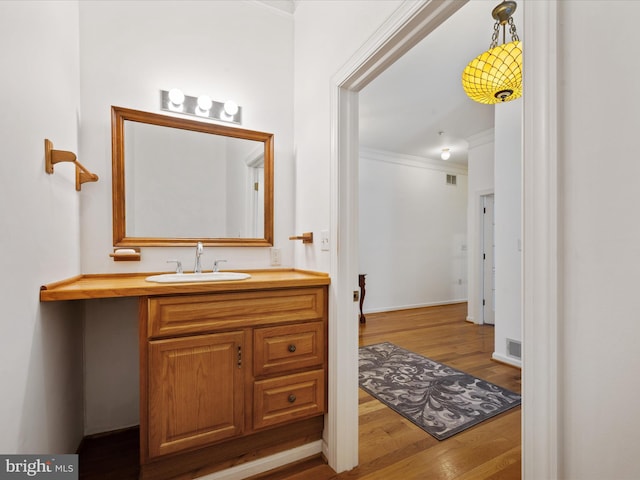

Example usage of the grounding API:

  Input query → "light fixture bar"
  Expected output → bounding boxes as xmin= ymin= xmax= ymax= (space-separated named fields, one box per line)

xmin=160 ymin=89 xmax=242 ymax=125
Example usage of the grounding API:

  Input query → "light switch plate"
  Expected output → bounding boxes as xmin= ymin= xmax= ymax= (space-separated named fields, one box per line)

xmin=270 ymin=247 xmax=281 ymax=266
xmin=320 ymin=230 xmax=330 ymax=251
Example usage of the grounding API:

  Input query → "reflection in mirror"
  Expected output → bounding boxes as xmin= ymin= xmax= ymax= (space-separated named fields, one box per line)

xmin=112 ymin=106 xmax=273 ymax=246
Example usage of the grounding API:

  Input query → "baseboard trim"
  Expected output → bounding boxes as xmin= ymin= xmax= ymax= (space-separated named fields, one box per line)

xmin=492 ymin=352 xmax=522 ymax=369
xmin=465 ymin=315 xmax=474 ymax=323
xmin=197 ymin=440 xmax=323 ymax=480
xmin=364 ymin=299 xmax=467 ymax=315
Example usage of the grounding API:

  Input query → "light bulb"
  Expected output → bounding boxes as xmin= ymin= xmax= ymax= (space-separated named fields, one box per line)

xmin=196 ymin=95 xmax=212 ymax=116
xmin=223 ymin=100 xmax=239 ymax=116
xmin=168 ymin=88 xmax=185 ymax=106
xmin=441 ymin=148 xmax=451 ymax=161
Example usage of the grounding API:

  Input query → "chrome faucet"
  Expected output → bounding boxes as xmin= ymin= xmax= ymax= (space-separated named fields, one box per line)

xmin=213 ymin=259 xmax=227 ymax=272
xmin=194 ymin=242 xmax=204 ymax=273
xmin=167 ymin=259 xmax=183 ymax=274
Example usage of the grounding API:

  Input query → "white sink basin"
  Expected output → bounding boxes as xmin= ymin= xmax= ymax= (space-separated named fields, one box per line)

xmin=145 ymin=272 xmax=251 ymax=283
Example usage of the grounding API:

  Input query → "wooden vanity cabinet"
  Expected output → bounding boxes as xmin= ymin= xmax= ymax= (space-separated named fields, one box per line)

xmin=38 ymin=269 xmax=331 ymax=480
xmin=140 ymin=286 xmax=327 ymax=479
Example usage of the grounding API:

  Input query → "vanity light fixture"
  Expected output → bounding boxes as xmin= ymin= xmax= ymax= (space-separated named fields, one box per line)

xmin=160 ymin=89 xmax=242 ymax=124
xmin=461 ymin=0 xmax=522 ymax=104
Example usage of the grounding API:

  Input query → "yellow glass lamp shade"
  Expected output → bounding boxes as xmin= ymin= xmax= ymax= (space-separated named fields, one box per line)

xmin=462 ymin=40 xmax=522 ymax=104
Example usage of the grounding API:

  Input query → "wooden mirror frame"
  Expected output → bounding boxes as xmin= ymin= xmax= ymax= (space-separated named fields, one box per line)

xmin=111 ymin=106 xmax=274 ymax=247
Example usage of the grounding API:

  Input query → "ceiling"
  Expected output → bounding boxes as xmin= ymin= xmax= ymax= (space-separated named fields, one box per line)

xmin=257 ymin=0 xmax=297 ymax=14
xmin=359 ymin=0 xmax=518 ymax=167
xmin=258 ymin=0 xmax=522 ymax=168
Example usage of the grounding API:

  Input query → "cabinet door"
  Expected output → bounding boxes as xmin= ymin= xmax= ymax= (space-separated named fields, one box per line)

xmin=148 ymin=331 xmax=244 ymax=458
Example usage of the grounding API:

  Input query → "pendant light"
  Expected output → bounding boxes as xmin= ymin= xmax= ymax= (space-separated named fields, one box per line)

xmin=461 ymin=1 xmax=522 ymax=104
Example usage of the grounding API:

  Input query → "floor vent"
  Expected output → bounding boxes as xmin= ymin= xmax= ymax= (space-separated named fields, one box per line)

xmin=506 ymin=338 xmax=522 ymax=359
xmin=446 ymin=174 xmax=457 ymax=185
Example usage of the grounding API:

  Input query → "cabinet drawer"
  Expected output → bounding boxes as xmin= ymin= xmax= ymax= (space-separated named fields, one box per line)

xmin=148 ymin=287 xmax=326 ymax=338
xmin=254 ymin=322 xmax=324 ymax=376
xmin=253 ymin=370 xmax=325 ymax=430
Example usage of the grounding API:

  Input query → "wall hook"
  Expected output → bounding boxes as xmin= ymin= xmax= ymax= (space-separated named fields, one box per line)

xmin=44 ymin=138 xmax=99 ymax=191
xmin=289 ymin=232 xmax=313 ymax=244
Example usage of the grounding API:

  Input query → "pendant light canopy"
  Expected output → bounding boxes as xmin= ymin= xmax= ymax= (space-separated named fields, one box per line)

xmin=462 ymin=1 xmax=522 ymax=104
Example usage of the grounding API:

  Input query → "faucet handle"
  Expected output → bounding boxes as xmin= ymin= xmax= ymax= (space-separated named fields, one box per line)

xmin=213 ymin=259 xmax=227 ymax=272
xmin=167 ymin=259 xmax=183 ymax=274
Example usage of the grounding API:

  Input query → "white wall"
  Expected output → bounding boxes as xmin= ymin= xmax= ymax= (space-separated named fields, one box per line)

xmin=359 ymin=149 xmax=467 ymax=312
xmin=466 ymin=129 xmax=494 ymax=324
xmin=79 ymin=0 xmax=294 ymax=274
xmin=465 ymin=111 xmax=522 ymax=368
xmin=293 ymin=0 xmax=403 ymax=273
xmin=78 ymin=0 xmax=294 ymax=433
xmin=493 ymin=99 xmax=522 ymax=366
xmin=558 ymin=2 xmax=640 ymax=478
xmin=0 ymin=1 xmax=84 ymax=453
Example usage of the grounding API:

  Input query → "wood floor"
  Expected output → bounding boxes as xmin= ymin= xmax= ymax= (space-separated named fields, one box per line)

xmin=258 ymin=303 xmax=522 ymax=480
xmin=79 ymin=303 xmax=521 ymax=480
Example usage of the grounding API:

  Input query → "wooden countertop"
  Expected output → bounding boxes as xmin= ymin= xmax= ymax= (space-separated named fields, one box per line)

xmin=40 ymin=269 xmax=330 ymax=301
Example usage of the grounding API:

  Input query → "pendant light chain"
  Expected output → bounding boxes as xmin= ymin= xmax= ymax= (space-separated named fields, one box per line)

xmin=490 ymin=17 xmax=519 ymax=49
xmin=508 ymin=17 xmax=520 ymax=42
xmin=490 ymin=22 xmax=501 ymax=49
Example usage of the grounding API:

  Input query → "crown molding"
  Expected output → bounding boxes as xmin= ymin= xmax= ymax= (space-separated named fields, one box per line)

xmin=252 ymin=0 xmax=296 ymax=15
xmin=467 ymin=128 xmax=495 ymax=149
xmin=360 ymin=147 xmax=468 ymax=175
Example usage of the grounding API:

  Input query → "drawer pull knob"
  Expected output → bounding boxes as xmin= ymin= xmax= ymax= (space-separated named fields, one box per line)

xmin=288 ymin=394 xmax=297 ymax=403
xmin=288 ymin=344 xmax=296 ymax=353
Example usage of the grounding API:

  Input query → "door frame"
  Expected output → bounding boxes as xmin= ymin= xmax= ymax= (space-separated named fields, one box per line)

xmin=481 ymin=193 xmax=495 ymax=325
xmin=328 ymin=1 xmax=559 ymax=478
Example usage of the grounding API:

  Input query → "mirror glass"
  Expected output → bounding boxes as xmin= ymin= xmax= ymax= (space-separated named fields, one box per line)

xmin=112 ymin=106 xmax=273 ymax=246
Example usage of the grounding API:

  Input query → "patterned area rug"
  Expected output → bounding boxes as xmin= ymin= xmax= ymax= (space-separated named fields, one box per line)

xmin=359 ymin=342 xmax=521 ymax=440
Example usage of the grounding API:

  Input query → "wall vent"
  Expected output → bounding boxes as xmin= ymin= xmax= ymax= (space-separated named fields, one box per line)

xmin=506 ymin=338 xmax=522 ymax=359
xmin=446 ymin=174 xmax=457 ymax=185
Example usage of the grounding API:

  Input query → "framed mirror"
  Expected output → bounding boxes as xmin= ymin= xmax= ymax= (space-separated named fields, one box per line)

xmin=111 ymin=106 xmax=273 ymax=247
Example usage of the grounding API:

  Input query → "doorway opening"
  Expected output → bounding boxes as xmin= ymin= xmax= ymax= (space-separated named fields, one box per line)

xmin=328 ymin=1 xmax=560 ymax=478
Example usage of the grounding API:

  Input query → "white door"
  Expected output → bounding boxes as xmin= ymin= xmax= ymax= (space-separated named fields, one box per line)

xmin=482 ymin=194 xmax=495 ymax=325
xmin=253 ymin=167 xmax=264 ymax=237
